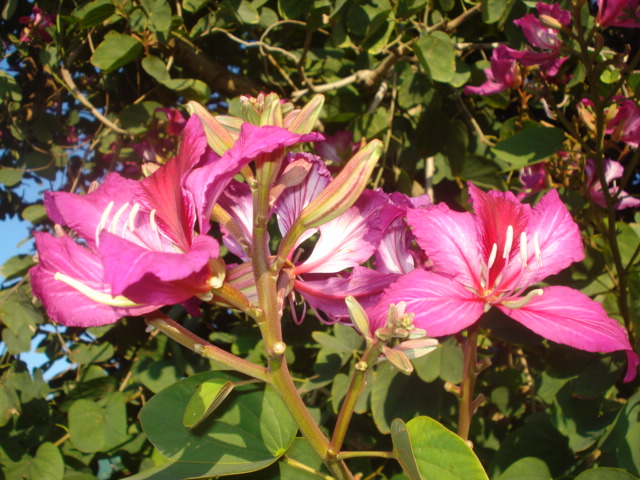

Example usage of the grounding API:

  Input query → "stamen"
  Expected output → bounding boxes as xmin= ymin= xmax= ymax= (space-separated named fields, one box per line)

xmin=487 ymin=243 xmax=498 ymax=269
xmin=88 ymin=181 xmax=100 ymax=193
xmin=501 ymin=288 xmax=543 ymax=309
xmin=149 ymin=209 xmax=158 ymax=232
xmin=519 ymin=232 xmax=528 ymax=267
xmin=128 ymin=203 xmax=140 ymax=232
xmin=95 ymin=201 xmax=114 ymax=247
xmin=108 ymin=202 xmax=130 ymax=234
xmin=502 ymin=225 xmax=514 ymax=259
xmin=54 ymin=272 xmax=141 ymax=307
xmin=533 ymin=231 xmax=542 ymax=266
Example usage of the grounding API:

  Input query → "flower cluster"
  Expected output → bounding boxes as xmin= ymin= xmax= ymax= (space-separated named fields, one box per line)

xmin=31 ymin=93 xmax=638 ymax=382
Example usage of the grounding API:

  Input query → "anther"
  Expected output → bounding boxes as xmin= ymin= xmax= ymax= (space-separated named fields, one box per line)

xmin=501 ymin=288 xmax=543 ymax=309
xmin=149 ymin=209 xmax=158 ymax=232
xmin=128 ymin=203 xmax=140 ymax=232
xmin=109 ymin=202 xmax=130 ymax=234
xmin=88 ymin=181 xmax=100 ymax=193
xmin=502 ymin=225 xmax=514 ymax=259
xmin=54 ymin=272 xmax=141 ymax=307
xmin=519 ymin=232 xmax=528 ymax=267
xmin=487 ymin=243 xmax=498 ymax=269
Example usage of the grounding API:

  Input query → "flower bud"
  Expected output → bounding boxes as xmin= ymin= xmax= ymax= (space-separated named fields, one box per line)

xmin=393 ymin=338 xmax=439 ymax=360
xmin=538 ymin=14 xmax=563 ymax=31
xmin=295 ymin=139 xmax=383 ymax=230
xmin=345 ymin=295 xmax=372 ymax=341
xmin=284 ymin=94 xmax=324 ymax=134
xmin=383 ymin=346 xmax=414 ymax=375
xmin=187 ymin=101 xmax=236 ymax=156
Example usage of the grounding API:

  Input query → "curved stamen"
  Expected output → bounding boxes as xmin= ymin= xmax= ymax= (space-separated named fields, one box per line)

xmin=519 ymin=232 xmax=528 ymax=266
xmin=128 ymin=203 xmax=140 ymax=232
xmin=533 ymin=231 xmax=542 ymax=267
xmin=501 ymin=288 xmax=543 ymax=309
xmin=109 ymin=202 xmax=130 ymax=234
xmin=95 ymin=201 xmax=114 ymax=247
xmin=54 ymin=272 xmax=141 ymax=307
xmin=502 ymin=225 xmax=514 ymax=259
xmin=487 ymin=243 xmax=498 ymax=269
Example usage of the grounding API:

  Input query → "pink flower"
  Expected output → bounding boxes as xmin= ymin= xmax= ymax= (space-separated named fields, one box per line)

xmin=517 ymin=163 xmax=547 ymax=200
xmin=607 ymin=100 xmax=640 ymax=148
xmin=314 ymin=130 xmax=358 ymax=165
xmin=597 ymin=0 xmax=640 ymax=28
xmin=465 ymin=45 xmax=522 ymax=96
xmin=156 ymin=108 xmax=187 ymax=136
xmin=19 ymin=6 xmax=55 ymax=44
xmin=585 ymin=158 xmax=640 ymax=209
xmin=372 ymin=183 xmax=638 ymax=382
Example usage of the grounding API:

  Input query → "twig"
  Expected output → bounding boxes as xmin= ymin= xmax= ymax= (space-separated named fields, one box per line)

xmin=59 ymin=67 xmax=128 ymax=135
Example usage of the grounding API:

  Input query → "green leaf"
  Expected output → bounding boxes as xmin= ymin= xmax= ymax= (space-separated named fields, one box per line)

xmin=414 ymin=31 xmax=456 ymax=83
xmin=138 ymin=372 xmax=297 ymax=478
xmin=29 ymin=443 xmax=65 ymax=480
xmin=491 ymin=127 xmax=565 ymax=170
xmin=142 ymin=55 xmax=171 ymax=83
xmin=118 ymin=101 xmax=162 ymax=134
xmin=68 ymin=393 xmax=129 ymax=453
xmin=1 ymin=255 xmax=34 ymax=281
xmin=134 ymin=358 xmax=182 ymax=393
xmin=0 ymin=166 xmax=24 ymax=187
xmin=482 ymin=0 xmax=509 ymax=23
xmin=69 ymin=343 xmax=115 ymax=365
xmin=71 ymin=0 xmax=115 ymax=28
xmin=496 ymin=457 xmax=551 ymax=480
xmin=395 ymin=416 xmax=489 ymax=480
xmin=91 ymin=32 xmax=143 ymax=73
xmin=142 ymin=0 xmax=173 ymax=36
xmin=575 ymin=468 xmax=639 ymax=480
xmin=2 ymin=0 xmax=17 ymax=20
xmin=182 ymin=0 xmax=208 ymax=13
xmin=278 ymin=0 xmax=310 ymax=19
xmin=21 ymin=204 xmax=46 ymax=223
xmin=312 ymin=324 xmax=364 ymax=354
xmin=236 ymin=0 xmax=260 ymax=23
xmin=182 ymin=377 xmax=235 ymax=429
xmin=599 ymin=389 xmax=640 ymax=476
xmin=0 ymin=70 xmax=22 ymax=101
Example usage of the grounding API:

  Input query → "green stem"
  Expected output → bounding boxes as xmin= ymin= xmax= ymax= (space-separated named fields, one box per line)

xmin=329 ymin=341 xmax=382 ymax=456
xmin=144 ymin=311 xmax=270 ymax=383
xmin=335 ymin=451 xmax=396 ymax=460
xmin=458 ymin=326 xmax=480 ymax=442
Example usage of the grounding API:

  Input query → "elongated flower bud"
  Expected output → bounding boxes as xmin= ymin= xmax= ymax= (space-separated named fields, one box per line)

xmin=284 ymin=94 xmax=324 ymax=134
xmin=345 ymin=295 xmax=372 ymax=341
xmin=297 ymin=139 xmax=383 ymax=230
xmin=187 ymin=101 xmax=236 ymax=156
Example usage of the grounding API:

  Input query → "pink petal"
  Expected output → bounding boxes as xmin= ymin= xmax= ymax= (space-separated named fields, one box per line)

xmin=45 ymin=173 xmax=138 ymax=248
xmin=369 ymin=269 xmax=485 ymax=336
xmin=30 ymin=233 xmax=158 ymax=327
xmin=295 ymin=190 xmax=385 ymax=274
xmin=99 ymin=232 xmax=218 ymax=305
xmin=217 ymin=180 xmax=254 ymax=260
xmin=522 ymin=189 xmax=584 ymax=285
xmin=138 ymin=116 xmax=207 ymax=250
xmin=499 ymin=286 xmax=637 ymax=382
xmin=295 ymin=267 xmax=397 ymax=320
xmin=407 ymin=205 xmax=481 ymax=289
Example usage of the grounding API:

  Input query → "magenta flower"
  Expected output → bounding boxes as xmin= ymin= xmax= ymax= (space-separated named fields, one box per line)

xmin=465 ymin=45 xmax=522 ymax=96
xmin=517 ymin=163 xmax=547 ymax=200
xmin=372 ymin=183 xmax=638 ymax=381
xmin=314 ymin=130 xmax=358 ymax=165
xmin=156 ymin=108 xmax=187 ymax=136
xmin=607 ymin=100 xmax=640 ymax=148
xmin=19 ymin=6 xmax=55 ymax=44
xmin=597 ymin=0 xmax=640 ymax=28
xmin=585 ymin=158 xmax=640 ymax=209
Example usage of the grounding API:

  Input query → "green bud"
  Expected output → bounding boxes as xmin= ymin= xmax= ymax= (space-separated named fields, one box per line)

xmin=285 ymin=94 xmax=324 ymax=134
xmin=187 ymin=101 xmax=236 ymax=156
xmin=345 ymin=295 xmax=372 ymax=341
xmin=383 ymin=346 xmax=414 ymax=375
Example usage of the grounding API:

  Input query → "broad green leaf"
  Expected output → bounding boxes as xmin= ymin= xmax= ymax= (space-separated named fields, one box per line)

xmin=141 ymin=55 xmax=171 ymax=83
xmin=21 ymin=204 xmax=46 ymax=223
xmin=0 ymin=255 xmax=34 ymax=281
xmin=278 ymin=0 xmax=310 ymax=19
xmin=68 ymin=393 xmax=129 ymax=453
xmin=414 ymin=31 xmax=456 ymax=83
xmin=0 ymin=70 xmax=22 ymax=101
xmin=71 ymin=0 xmax=115 ymax=28
xmin=491 ymin=127 xmax=565 ymax=170
xmin=278 ymin=438 xmax=330 ymax=480
xmin=391 ymin=419 xmax=422 ymax=480
xmin=496 ymin=457 xmax=551 ymax=480
xmin=138 ymin=372 xmax=297 ymax=478
xmin=236 ymin=0 xmax=260 ymax=23
xmin=0 ymin=166 xmax=24 ymax=186
xmin=29 ymin=443 xmax=65 ymax=480
xmin=575 ymin=468 xmax=638 ymax=480
xmin=141 ymin=0 xmax=173 ymax=35
xmin=599 ymin=389 xmax=640 ymax=476
xmin=182 ymin=377 xmax=235 ymax=429
xmin=182 ymin=0 xmax=208 ymax=12
xmin=134 ymin=358 xmax=182 ymax=393
xmin=482 ymin=0 xmax=509 ymax=23
xmin=91 ymin=32 xmax=143 ymax=73
xmin=396 ymin=416 xmax=489 ymax=480
xmin=312 ymin=324 xmax=363 ymax=354
xmin=69 ymin=343 xmax=115 ymax=365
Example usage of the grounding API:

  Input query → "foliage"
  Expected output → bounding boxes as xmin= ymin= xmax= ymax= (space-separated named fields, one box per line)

xmin=1 ymin=0 xmax=640 ymax=479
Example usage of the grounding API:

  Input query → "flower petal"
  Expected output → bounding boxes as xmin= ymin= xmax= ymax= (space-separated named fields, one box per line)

xmin=499 ymin=286 xmax=637 ymax=381
xmin=522 ymin=189 xmax=584 ymax=285
xmin=99 ymin=232 xmax=218 ymax=305
xmin=217 ymin=180 xmax=254 ymax=260
xmin=30 ymin=232 xmax=158 ymax=327
xmin=407 ymin=204 xmax=481 ymax=288
xmin=370 ymin=269 xmax=485 ymax=336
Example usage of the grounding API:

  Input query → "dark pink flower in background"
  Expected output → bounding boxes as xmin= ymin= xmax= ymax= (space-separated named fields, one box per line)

xmin=596 ymin=0 xmax=640 ymax=28
xmin=372 ymin=183 xmax=638 ymax=382
xmin=314 ymin=131 xmax=359 ymax=165
xmin=517 ymin=163 xmax=547 ymax=200
xmin=585 ymin=158 xmax=640 ymax=209
xmin=156 ymin=108 xmax=187 ymax=136
xmin=19 ymin=6 xmax=55 ymax=44
xmin=465 ymin=45 xmax=522 ymax=96
xmin=607 ymin=99 xmax=640 ymax=148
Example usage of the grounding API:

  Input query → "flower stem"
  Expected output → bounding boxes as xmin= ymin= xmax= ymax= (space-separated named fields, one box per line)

xmin=144 ymin=311 xmax=270 ymax=382
xmin=335 ymin=451 xmax=396 ymax=461
xmin=457 ymin=326 xmax=488 ymax=442
xmin=329 ymin=341 xmax=382 ymax=456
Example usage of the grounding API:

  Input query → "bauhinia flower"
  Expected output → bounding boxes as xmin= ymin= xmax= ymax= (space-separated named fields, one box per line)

xmin=19 ymin=6 xmax=55 ymax=44
xmin=372 ymin=183 xmax=638 ymax=381
xmin=30 ymin=116 xmax=263 ymax=326
xmin=464 ymin=45 xmax=522 ymax=96
xmin=607 ymin=99 xmax=640 ymax=148
xmin=596 ymin=0 xmax=640 ymax=28
xmin=585 ymin=158 xmax=640 ymax=209
xmin=517 ymin=163 xmax=547 ymax=200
